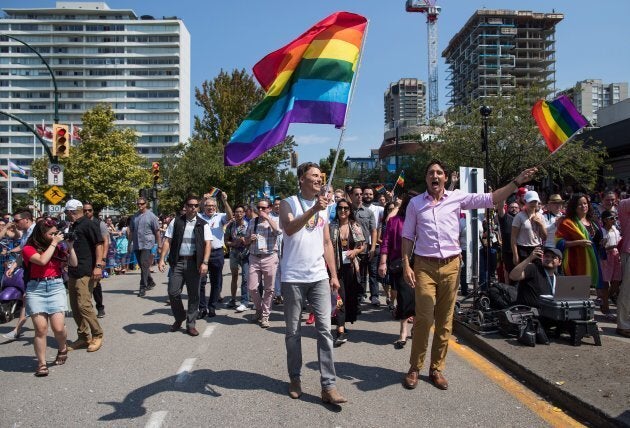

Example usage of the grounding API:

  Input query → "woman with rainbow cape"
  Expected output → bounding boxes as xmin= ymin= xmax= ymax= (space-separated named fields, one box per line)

xmin=555 ymin=193 xmax=603 ymax=291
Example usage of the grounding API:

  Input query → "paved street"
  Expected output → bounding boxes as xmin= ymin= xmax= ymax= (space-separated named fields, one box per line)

xmin=0 ymin=266 xmax=582 ymax=427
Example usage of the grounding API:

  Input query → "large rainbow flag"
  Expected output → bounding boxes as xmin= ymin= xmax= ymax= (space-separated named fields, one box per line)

xmin=531 ymin=95 xmax=589 ymax=153
xmin=224 ymin=11 xmax=368 ymax=166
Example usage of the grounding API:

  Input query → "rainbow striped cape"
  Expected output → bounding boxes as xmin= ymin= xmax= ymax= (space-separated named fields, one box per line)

xmin=224 ymin=12 xmax=368 ymax=166
xmin=532 ymin=95 xmax=589 ymax=153
xmin=555 ymin=217 xmax=602 ymax=288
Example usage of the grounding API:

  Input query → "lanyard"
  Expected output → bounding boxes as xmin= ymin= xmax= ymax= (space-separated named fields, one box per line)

xmin=545 ymin=271 xmax=556 ymax=294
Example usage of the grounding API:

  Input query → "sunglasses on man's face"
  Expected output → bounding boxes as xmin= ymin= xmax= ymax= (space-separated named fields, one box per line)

xmin=187 ymin=203 xmax=199 ymax=208
xmin=257 ymin=206 xmax=269 ymax=210
xmin=137 ymin=202 xmax=146 ymax=206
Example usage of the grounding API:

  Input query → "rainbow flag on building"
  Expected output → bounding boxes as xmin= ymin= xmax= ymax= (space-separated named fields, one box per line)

xmin=224 ymin=11 xmax=368 ymax=166
xmin=532 ymin=95 xmax=589 ymax=153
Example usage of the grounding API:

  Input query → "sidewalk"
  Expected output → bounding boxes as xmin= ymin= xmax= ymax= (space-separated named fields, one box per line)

xmin=454 ymin=304 xmax=630 ymax=427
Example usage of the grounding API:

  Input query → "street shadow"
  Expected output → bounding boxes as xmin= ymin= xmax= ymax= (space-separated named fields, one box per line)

xmin=0 ymin=355 xmax=38 ymax=373
xmin=103 ymin=289 xmax=138 ymax=296
xmin=142 ymin=307 xmax=171 ymax=316
xmin=122 ymin=322 xmax=169 ymax=335
xmin=207 ymin=314 xmax=249 ymax=326
xmin=306 ymin=361 xmax=402 ymax=392
xmin=99 ymin=368 xmax=337 ymax=421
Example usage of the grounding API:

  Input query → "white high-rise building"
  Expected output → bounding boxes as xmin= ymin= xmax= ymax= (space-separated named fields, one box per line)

xmin=0 ymin=2 xmax=190 ymax=201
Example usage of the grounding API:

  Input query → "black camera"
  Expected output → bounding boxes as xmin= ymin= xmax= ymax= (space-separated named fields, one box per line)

xmin=63 ymin=229 xmax=77 ymax=241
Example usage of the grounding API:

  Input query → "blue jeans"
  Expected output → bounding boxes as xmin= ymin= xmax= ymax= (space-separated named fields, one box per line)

xmin=282 ymin=278 xmax=336 ymax=389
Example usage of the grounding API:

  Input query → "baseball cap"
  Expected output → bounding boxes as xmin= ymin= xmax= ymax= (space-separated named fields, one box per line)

xmin=517 ymin=187 xmax=527 ymax=197
xmin=524 ymin=191 xmax=540 ymax=203
xmin=543 ymin=247 xmax=563 ymax=259
xmin=64 ymin=199 xmax=83 ymax=211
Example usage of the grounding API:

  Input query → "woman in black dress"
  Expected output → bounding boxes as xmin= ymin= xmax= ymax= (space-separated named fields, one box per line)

xmin=329 ymin=199 xmax=365 ymax=347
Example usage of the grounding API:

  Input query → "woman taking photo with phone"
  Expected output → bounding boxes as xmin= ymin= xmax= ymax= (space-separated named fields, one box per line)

xmin=22 ymin=219 xmax=77 ymax=377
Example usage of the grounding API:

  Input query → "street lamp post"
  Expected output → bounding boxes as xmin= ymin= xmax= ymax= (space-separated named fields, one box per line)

xmin=2 ymin=34 xmax=59 ymax=123
xmin=480 ymin=105 xmax=492 ymax=288
xmin=394 ymin=121 xmax=399 ymax=176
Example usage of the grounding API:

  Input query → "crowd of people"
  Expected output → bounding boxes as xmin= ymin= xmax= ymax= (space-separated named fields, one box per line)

xmin=1 ymin=160 xmax=629 ymax=403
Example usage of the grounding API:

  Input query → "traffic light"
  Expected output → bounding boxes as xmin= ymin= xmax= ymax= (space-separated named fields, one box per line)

xmin=52 ymin=124 xmax=69 ymax=158
xmin=151 ymin=161 xmax=160 ymax=184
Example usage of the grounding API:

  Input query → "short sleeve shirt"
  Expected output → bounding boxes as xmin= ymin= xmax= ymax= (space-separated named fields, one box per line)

xmin=68 ymin=215 xmax=104 ymax=278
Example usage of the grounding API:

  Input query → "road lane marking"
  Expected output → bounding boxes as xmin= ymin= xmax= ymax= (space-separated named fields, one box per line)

xmin=145 ymin=411 xmax=168 ymax=428
xmin=175 ymin=358 xmax=196 ymax=383
xmin=202 ymin=325 xmax=216 ymax=338
xmin=450 ymin=337 xmax=585 ymax=427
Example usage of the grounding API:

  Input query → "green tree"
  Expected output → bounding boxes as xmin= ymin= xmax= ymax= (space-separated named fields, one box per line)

xmin=434 ymin=88 xmax=607 ymax=191
xmin=163 ymin=69 xmax=296 ymax=209
xmin=30 ymin=104 xmax=151 ymax=213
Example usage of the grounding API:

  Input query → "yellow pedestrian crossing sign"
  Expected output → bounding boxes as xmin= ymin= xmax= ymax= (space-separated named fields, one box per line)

xmin=44 ymin=185 xmax=66 ymax=205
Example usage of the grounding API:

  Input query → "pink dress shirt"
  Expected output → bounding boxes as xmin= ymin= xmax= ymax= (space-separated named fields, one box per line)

xmin=402 ymin=190 xmax=494 ymax=258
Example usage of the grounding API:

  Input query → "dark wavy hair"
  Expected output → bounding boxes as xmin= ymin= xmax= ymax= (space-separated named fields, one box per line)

xmin=334 ymin=199 xmax=356 ymax=222
xmin=565 ymin=193 xmax=596 ymax=223
xmin=395 ymin=194 xmax=412 ymax=220
xmin=25 ymin=219 xmax=58 ymax=251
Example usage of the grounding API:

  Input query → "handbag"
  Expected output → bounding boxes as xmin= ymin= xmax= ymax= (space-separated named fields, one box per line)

xmin=517 ymin=317 xmax=536 ymax=347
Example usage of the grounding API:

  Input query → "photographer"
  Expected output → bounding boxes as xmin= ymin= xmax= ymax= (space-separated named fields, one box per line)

xmin=509 ymin=246 xmax=562 ymax=309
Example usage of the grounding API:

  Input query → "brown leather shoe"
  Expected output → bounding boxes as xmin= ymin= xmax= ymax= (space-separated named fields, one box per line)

xmin=321 ymin=387 xmax=347 ymax=404
xmin=187 ymin=326 xmax=199 ymax=337
xmin=403 ymin=367 xmax=419 ymax=389
xmin=288 ymin=378 xmax=302 ymax=399
xmin=87 ymin=336 xmax=103 ymax=352
xmin=67 ymin=338 xmax=90 ymax=351
xmin=429 ymin=369 xmax=448 ymax=390
xmin=170 ymin=321 xmax=183 ymax=332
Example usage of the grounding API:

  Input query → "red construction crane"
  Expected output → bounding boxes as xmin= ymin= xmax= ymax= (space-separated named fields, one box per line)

xmin=405 ymin=0 xmax=441 ymax=119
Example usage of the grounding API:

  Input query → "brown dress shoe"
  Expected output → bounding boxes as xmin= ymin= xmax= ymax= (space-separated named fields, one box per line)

xmin=87 ymin=336 xmax=103 ymax=352
xmin=429 ymin=369 xmax=448 ymax=390
xmin=321 ymin=387 xmax=347 ymax=404
xmin=404 ymin=367 xmax=419 ymax=389
xmin=187 ymin=326 xmax=199 ymax=337
xmin=67 ymin=338 xmax=90 ymax=351
xmin=288 ymin=378 xmax=302 ymax=399
xmin=170 ymin=321 xmax=183 ymax=332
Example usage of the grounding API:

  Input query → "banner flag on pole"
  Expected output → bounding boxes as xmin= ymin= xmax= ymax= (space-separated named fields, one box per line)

xmin=224 ymin=11 xmax=368 ymax=166
xmin=532 ymin=95 xmax=589 ymax=153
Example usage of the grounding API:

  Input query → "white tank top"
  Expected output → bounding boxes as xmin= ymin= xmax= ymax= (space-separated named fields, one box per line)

xmin=280 ymin=195 xmax=329 ymax=283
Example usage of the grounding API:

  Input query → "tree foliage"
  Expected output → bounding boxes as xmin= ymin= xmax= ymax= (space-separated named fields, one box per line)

xmin=432 ymin=88 xmax=607 ymax=191
xmin=30 ymin=104 xmax=151 ymax=213
xmin=161 ymin=69 xmax=296 ymax=213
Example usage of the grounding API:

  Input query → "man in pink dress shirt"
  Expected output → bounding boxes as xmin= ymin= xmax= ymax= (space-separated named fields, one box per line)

xmin=616 ymin=197 xmax=630 ymax=338
xmin=401 ymin=159 xmax=537 ymax=390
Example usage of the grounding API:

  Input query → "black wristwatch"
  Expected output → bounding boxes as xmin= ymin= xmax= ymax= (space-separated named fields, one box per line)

xmin=95 ymin=263 xmax=104 ymax=269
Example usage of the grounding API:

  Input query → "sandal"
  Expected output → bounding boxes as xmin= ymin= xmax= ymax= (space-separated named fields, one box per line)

xmin=54 ymin=349 xmax=68 ymax=365
xmin=35 ymin=364 xmax=49 ymax=377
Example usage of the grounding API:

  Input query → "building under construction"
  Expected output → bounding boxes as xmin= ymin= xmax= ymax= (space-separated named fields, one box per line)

xmin=442 ymin=9 xmax=564 ymax=106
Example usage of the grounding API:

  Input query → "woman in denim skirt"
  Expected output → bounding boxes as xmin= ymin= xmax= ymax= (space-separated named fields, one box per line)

xmin=22 ymin=219 xmax=77 ymax=377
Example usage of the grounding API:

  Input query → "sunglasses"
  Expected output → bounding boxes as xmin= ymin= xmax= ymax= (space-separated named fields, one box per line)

xmin=137 ymin=202 xmax=146 ymax=206
xmin=257 ymin=206 xmax=269 ymax=210
xmin=187 ymin=203 xmax=199 ymax=208
xmin=338 ymin=206 xmax=350 ymax=211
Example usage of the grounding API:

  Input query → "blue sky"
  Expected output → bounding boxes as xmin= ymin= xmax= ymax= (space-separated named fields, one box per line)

xmin=4 ymin=0 xmax=630 ymax=164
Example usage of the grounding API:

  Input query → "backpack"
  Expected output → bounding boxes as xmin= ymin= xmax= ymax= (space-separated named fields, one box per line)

xmin=488 ymin=282 xmax=517 ymax=310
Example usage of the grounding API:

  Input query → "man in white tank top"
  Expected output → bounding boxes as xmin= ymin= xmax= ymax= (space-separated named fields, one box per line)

xmin=279 ymin=162 xmax=345 ymax=405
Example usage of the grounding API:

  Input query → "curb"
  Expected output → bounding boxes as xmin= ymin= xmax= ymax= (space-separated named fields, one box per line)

xmin=453 ymin=322 xmax=626 ymax=428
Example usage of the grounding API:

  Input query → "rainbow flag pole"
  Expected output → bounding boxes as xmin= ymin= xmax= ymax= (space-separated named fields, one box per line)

xmin=531 ymin=95 xmax=590 ymax=168
xmin=326 ymin=17 xmax=369 ymax=193
xmin=391 ymin=170 xmax=405 ymax=194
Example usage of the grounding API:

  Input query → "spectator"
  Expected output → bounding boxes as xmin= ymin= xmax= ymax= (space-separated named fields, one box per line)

xmin=616 ymin=196 xmax=630 ymax=338
xmin=22 ymin=219 xmax=77 ymax=376
xmin=511 ymin=190 xmax=547 ymax=266
xmin=128 ymin=197 xmax=160 ymax=297
xmin=600 ymin=210 xmax=621 ymax=318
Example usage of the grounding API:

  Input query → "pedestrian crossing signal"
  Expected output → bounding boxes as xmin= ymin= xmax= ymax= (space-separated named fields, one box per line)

xmin=152 ymin=161 xmax=160 ymax=183
xmin=52 ymin=124 xmax=69 ymax=158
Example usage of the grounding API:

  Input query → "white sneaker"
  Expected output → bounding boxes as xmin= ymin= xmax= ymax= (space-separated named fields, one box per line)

xmin=235 ymin=304 xmax=247 ymax=313
xmin=2 ymin=331 xmax=20 ymax=340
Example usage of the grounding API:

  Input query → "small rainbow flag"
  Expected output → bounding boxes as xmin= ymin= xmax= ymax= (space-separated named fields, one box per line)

xmin=532 ymin=95 xmax=589 ymax=153
xmin=396 ymin=171 xmax=405 ymax=188
xmin=0 ymin=168 xmax=8 ymax=179
xmin=208 ymin=187 xmax=221 ymax=198
xmin=225 ymin=11 xmax=368 ymax=166
xmin=374 ymin=184 xmax=386 ymax=194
